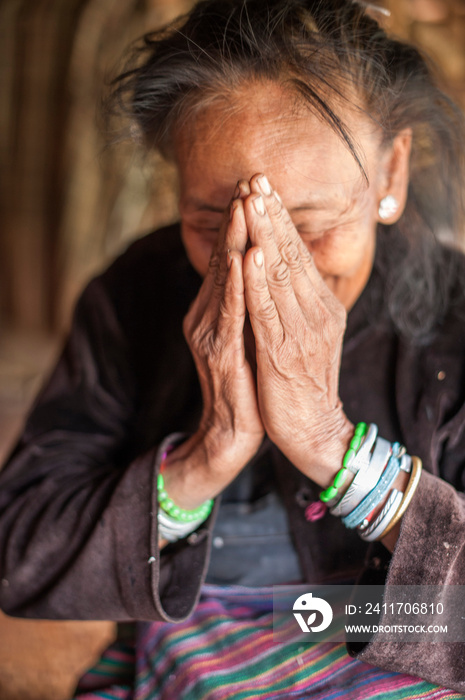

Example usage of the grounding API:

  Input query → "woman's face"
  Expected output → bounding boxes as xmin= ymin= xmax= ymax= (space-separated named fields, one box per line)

xmin=176 ymin=83 xmax=392 ymax=310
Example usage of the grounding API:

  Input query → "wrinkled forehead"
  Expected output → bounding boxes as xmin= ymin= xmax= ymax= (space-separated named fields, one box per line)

xmin=174 ymin=80 xmax=382 ymax=194
xmin=178 ymin=81 xmax=304 ymax=142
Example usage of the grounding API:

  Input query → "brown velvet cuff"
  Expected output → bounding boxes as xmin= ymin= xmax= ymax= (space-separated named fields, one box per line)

xmin=148 ymin=433 xmax=219 ymax=623
xmin=0 ymin=435 xmax=218 ymax=623
xmin=348 ymin=470 xmax=465 ymax=692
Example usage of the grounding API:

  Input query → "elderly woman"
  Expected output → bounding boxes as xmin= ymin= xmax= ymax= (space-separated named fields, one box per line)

xmin=1 ymin=0 xmax=465 ymax=697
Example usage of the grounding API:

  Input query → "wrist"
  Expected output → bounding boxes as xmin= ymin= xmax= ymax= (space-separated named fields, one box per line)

xmin=289 ymin=411 xmax=354 ymax=487
xmin=161 ymin=427 xmax=259 ymax=510
xmin=161 ymin=433 xmax=216 ymax=510
xmin=202 ymin=422 xmax=263 ymax=473
xmin=323 ymin=427 xmax=421 ymax=548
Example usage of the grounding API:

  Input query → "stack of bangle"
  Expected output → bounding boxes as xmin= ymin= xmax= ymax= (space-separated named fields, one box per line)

xmin=320 ymin=423 xmax=422 ymax=541
xmin=157 ymin=469 xmax=214 ymax=543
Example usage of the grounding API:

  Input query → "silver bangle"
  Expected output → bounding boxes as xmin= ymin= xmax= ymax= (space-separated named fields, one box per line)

xmin=358 ymin=487 xmax=399 ymax=533
xmin=359 ymin=489 xmax=404 ymax=541
xmin=342 ymin=444 xmax=402 ymax=529
xmin=359 ymin=455 xmax=410 ymax=533
xmin=400 ymin=453 xmax=412 ymax=473
xmin=330 ymin=435 xmax=391 ymax=517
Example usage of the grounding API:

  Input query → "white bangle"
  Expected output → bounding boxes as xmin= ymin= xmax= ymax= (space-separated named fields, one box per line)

xmin=330 ymin=435 xmax=391 ymax=517
xmin=158 ymin=510 xmax=206 ymax=542
xmin=349 ymin=423 xmax=378 ymax=469
xmin=326 ymin=423 xmax=378 ymax=510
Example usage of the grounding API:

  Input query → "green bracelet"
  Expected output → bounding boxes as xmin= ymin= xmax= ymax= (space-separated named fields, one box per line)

xmin=157 ymin=473 xmax=214 ymax=523
xmin=319 ymin=422 xmax=368 ymax=503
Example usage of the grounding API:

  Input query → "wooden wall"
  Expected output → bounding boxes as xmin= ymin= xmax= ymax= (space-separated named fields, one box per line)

xmin=0 ymin=0 xmax=464 ymax=338
xmin=0 ymin=0 xmax=191 ymax=336
xmin=389 ymin=0 xmax=465 ymax=106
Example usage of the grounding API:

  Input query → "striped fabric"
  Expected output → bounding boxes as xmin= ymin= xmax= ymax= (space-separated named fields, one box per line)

xmin=74 ymin=639 xmax=134 ymax=700
xmin=74 ymin=585 xmax=465 ymax=700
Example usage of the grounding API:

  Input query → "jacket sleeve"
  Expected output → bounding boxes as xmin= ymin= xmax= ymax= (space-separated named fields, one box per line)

xmin=0 ymin=276 xmax=216 ymax=622
xmin=348 ymin=470 xmax=465 ymax=692
xmin=344 ymin=295 xmax=465 ymax=692
xmin=348 ymin=377 xmax=465 ymax=693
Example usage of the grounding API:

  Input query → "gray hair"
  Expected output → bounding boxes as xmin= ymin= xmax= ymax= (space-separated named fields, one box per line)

xmin=107 ymin=0 xmax=465 ymax=342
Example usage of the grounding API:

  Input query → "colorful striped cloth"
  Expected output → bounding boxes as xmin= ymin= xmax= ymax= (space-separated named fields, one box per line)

xmin=74 ymin=584 xmax=465 ymax=700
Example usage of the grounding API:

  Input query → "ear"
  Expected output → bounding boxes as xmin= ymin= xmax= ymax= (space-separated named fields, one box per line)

xmin=376 ymin=128 xmax=412 ymax=225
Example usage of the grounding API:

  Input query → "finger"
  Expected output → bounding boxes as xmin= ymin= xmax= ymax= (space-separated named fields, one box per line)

xmin=249 ymin=174 xmax=335 ymax=305
xmin=248 ymin=175 xmax=310 ymax=287
xmin=216 ymin=250 xmax=247 ymax=363
xmin=189 ymin=184 xmax=252 ymax=334
xmin=191 ymin=210 xmax=229 ymax=319
xmin=250 ymin=174 xmax=308 ymax=263
xmin=236 ymin=179 xmax=251 ymax=200
xmin=209 ymin=196 xmax=249 ymax=310
xmin=226 ymin=197 xmax=248 ymax=256
xmin=277 ymin=199 xmax=336 ymax=304
xmin=243 ymin=245 xmax=284 ymax=348
xmin=243 ymin=192 xmax=310 ymax=316
xmin=212 ymin=181 xmax=251 ymax=289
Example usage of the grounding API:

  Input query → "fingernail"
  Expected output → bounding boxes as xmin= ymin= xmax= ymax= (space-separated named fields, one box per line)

xmin=257 ymin=175 xmax=272 ymax=196
xmin=233 ymin=183 xmax=240 ymax=199
xmin=253 ymin=195 xmax=266 ymax=216
xmin=254 ymin=249 xmax=264 ymax=267
xmin=227 ymin=249 xmax=233 ymax=268
xmin=275 ymin=190 xmax=282 ymax=204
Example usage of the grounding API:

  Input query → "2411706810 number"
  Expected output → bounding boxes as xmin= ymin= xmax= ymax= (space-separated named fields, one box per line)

xmin=352 ymin=602 xmax=445 ymax=615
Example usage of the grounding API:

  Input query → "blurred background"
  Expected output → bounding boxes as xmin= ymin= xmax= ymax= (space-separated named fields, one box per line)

xmin=0 ymin=0 xmax=464 ymax=698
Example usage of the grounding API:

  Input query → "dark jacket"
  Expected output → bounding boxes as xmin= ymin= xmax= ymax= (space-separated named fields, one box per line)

xmin=1 ymin=224 xmax=464 ymax=691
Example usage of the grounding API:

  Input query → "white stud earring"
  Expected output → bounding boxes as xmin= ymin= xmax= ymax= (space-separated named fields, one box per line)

xmin=378 ymin=195 xmax=399 ymax=220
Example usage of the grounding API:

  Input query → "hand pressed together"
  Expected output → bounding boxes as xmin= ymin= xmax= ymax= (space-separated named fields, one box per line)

xmin=165 ymin=174 xmax=354 ymax=512
xmin=162 ymin=181 xmax=265 ymax=510
xmin=183 ymin=179 xmax=265 ymax=470
xmin=240 ymin=174 xmax=354 ymax=485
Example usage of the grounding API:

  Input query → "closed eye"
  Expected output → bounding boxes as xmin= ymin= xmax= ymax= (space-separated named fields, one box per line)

xmin=297 ymin=230 xmax=326 ymax=241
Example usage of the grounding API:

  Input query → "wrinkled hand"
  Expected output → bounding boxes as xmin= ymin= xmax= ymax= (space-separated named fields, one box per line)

xmin=182 ymin=183 xmax=265 ymax=484
xmin=242 ymin=175 xmax=353 ymax=485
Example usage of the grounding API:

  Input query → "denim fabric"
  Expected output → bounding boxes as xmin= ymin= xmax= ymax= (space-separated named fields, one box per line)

xmin=206 ymin=452 xmax=302 ymax=586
